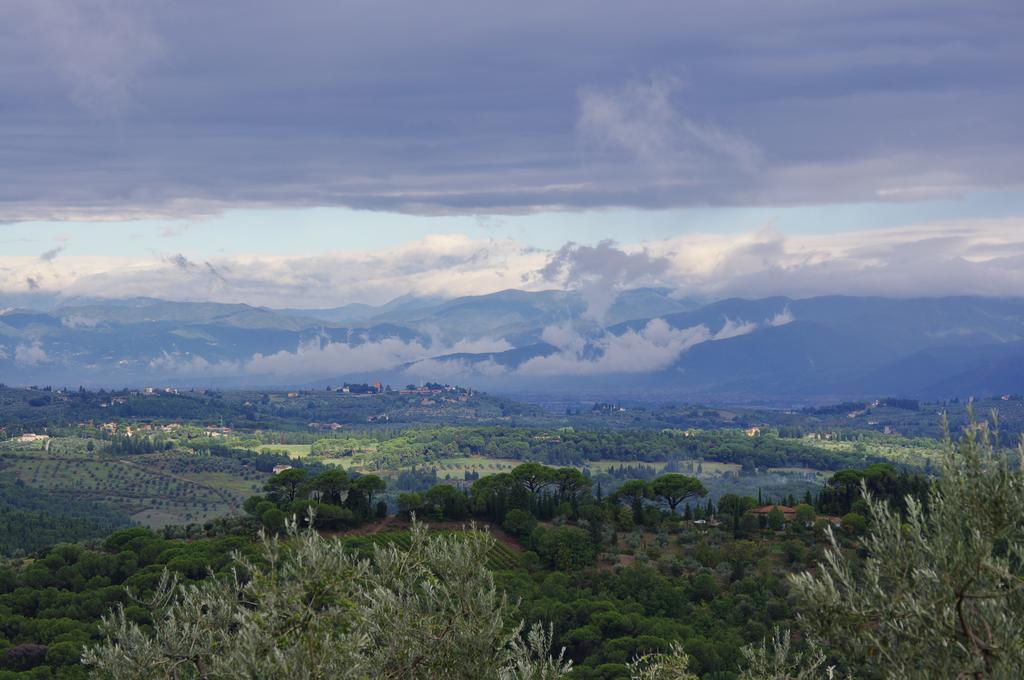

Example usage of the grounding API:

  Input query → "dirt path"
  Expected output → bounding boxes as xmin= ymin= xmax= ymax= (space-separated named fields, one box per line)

xmin=118 ymin=458 xmax=239 ymax=509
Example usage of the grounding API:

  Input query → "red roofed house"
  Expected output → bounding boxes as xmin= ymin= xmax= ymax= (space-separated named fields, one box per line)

xmin=747 ymin=505 xmax=797 ymax=522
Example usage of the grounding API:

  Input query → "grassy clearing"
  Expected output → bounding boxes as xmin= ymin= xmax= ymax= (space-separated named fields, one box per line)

xmin=767 ymin=467 xmax=832 ymax=479
xmin=426 ymin=457 xmax=523 ymax=477
xmin=259 ymin=444 xmax=313 ymax=458
xmin=813 ymin=438 xmax=939 ymax=465
xmin=582 ymin=459 xmax=741 ymax=476
xmin=318 ymin=457 xmax=364 ymax=470
xmin=331 ymin=454 xmax=746 ymax=481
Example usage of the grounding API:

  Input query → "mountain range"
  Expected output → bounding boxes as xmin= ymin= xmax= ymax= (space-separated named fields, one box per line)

xmin=2 ymin=290 xmax=1022 ymax=403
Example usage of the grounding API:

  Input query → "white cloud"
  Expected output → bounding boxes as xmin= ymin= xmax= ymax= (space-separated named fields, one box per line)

xmin=245 ymin=337 xmax=429 ymax=378
xmin=443 ymin=337 xmax=515 ymax=355
xmin=62 ymin=314 xmax=101 ymax=328
xmin=0 ymin=345 xmax=8 ymax=360
xmin=14 ymin=342 xmax=49 ymax=365
xmin=519 ymin=319 xmax=713 ymax=376
xmin=405 ymin=357 xmax=508 ymax=380
xmin=1 ymin=221 xmax=1023 ymax=307
xmin=148 ymin=333 xmax=513 ymax=381
xmin=713 ymin=318 xmax=759 ymax=340
xmin=500 ymin=314 xmax=770 ymax=377
xmin=536 ymin=240 xmax=670 ymax=320
xmin=769 ymin=308 xmax=795 ymax=327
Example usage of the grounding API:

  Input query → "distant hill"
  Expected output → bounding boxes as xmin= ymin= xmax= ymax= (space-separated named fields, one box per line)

xmin=2 ymin=291 xmax=1023 ymax=402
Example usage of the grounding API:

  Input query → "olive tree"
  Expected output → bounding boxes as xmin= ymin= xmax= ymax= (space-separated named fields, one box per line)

xmin=773 ymin=412 xmax=1024 ymax=679
xmin=83 ymin=517 xmax=570 ymax=679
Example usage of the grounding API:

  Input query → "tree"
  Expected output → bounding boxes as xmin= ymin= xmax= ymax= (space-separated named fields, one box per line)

xmin=314 ymin=469 xmax=350 ymax=505
xmin=260 ymin=507 xmax=285 ymax=533
xmin=629 ymin=643 xmax=699 ymax=680
xmin=650 ymin=474 xmax=706 ymax=514
xmin=502 ymin=509 xmax=538 ymax=537
xmin=613 ymin=480 xmax=651 ymax=525
xmin=425 ymin=484 xmax=469 ymax=520
xmin=786 ymin=413 xmax=1024 ymax=679
xmin=531 ymin=526 xmax=596 ymax=571
xmin=346 ymin=475 xmax=386 ymax=518
xmin=550 ymin=467 xmax=592 ymax=504
xmin=355 ymin=475 xmax=386 ymax=507
xmin=792 ymin=504 xmax=815 ymax=531
xmin=511 ymin=463 xmax=554 ymax=496
xmin=767 ymin=507 xmax=785 ymax=531
xmin=84 ymin=520 xmax=571 ymax=679
xmin=718 ymin=493 xmax=757 ymax=532
xmin=739 ymin=627 xmax=826 ymax=680
xmin=612 ymin=480 xmax=650 ymax=506
xmin=264 ymin=468 xmax=308 ymax=505
xmin=397 ymin=492 xmax=423 ymax=517
xmin=839 ymin=512 xmax=865 ymax=536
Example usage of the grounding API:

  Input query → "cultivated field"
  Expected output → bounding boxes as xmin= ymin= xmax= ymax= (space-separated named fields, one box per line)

xmin=1 ymin=440 xmax=268 ymax=528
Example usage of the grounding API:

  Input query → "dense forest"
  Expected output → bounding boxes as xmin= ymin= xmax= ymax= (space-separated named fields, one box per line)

xmin=0 ymin=453 xmax=934 ymax=678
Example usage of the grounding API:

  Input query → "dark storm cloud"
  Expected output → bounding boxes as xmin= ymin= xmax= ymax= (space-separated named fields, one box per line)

xmin=1 ymin=0 xmax=1022 ymax=220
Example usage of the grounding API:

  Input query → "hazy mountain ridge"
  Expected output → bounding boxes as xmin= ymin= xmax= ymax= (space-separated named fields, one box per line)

xmin=2 ymin=291 xmax=1022 ymax=401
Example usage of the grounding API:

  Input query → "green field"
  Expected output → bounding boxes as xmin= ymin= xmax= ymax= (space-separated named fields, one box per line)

xmin=767 ymin=466 xmax=833 ymax=480
xmin=318 ymin=454 xmax=747 ymax=482
xmin=581 ymin=459 xmax=741 ymax=476
xmin=259 ymin=444 xmax=314 ymax=458
xmin=282 ymin=450 xmax=758 ymax=483
xmin=420 ymin=456 xmax=523 ymax=477
xmin=812 ymin=438 xmax=940 ymax=466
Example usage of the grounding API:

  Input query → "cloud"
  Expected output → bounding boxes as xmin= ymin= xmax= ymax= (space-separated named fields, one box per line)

xmin=62 ymin=314 xmax=101 ymax=329
xmin=166 ymin=253 xmax=196 ymax=270
xmin=0 ymin=2 xmax=1021 ymax=219
xmin=499 ymin=307 xmax=789 ymax=377
xmin=14 ymin=342 xmax=49 ymax=365
xmin=246 ymin=337 xmax=429 ymax=378
xmin=714 ymin=318 xmax=759 ymax=340
xmin=0 ymin=234 xmax=551 ymax=308
xmin=768 ymin=308 xmax=795 ymax=327
xmin=518 ymin=319 xmax=711 ymax=376
xmin=577 ymin=74 xmax=760 ymax=174
xmin=15 ymin=0 xmax=163 ymax=116
xmin=204 ymin=262 xmax=227 ymax=283
xmin=1 ymin=222 xmax=1024 ymax=307
xmin=537 ymin=240 xmax=670 ymax=320
xmin=0 ymin=345 xmax=8 ymax=360
xmin=150 ymin=332 xmax=513 ymax=382
xmin=39 ymin=246 xmax=64 ymax=262
xmin=405 ymin=357 xmax=508 ymax=381
xmin=443 ymin=337 xmax=515 ymax=355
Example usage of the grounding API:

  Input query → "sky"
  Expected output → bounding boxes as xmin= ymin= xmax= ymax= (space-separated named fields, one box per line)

xmin=2 ymin=0 xmax=1023 ymax=308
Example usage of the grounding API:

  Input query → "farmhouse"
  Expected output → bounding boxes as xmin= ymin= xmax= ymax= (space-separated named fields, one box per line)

xmin=16 ymin=433 xmax=49 ymax=443
xmin=272 ymin=464 xmax=294 ymax=474
xmin=748 ymin=505 xmax=797 ymax=521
